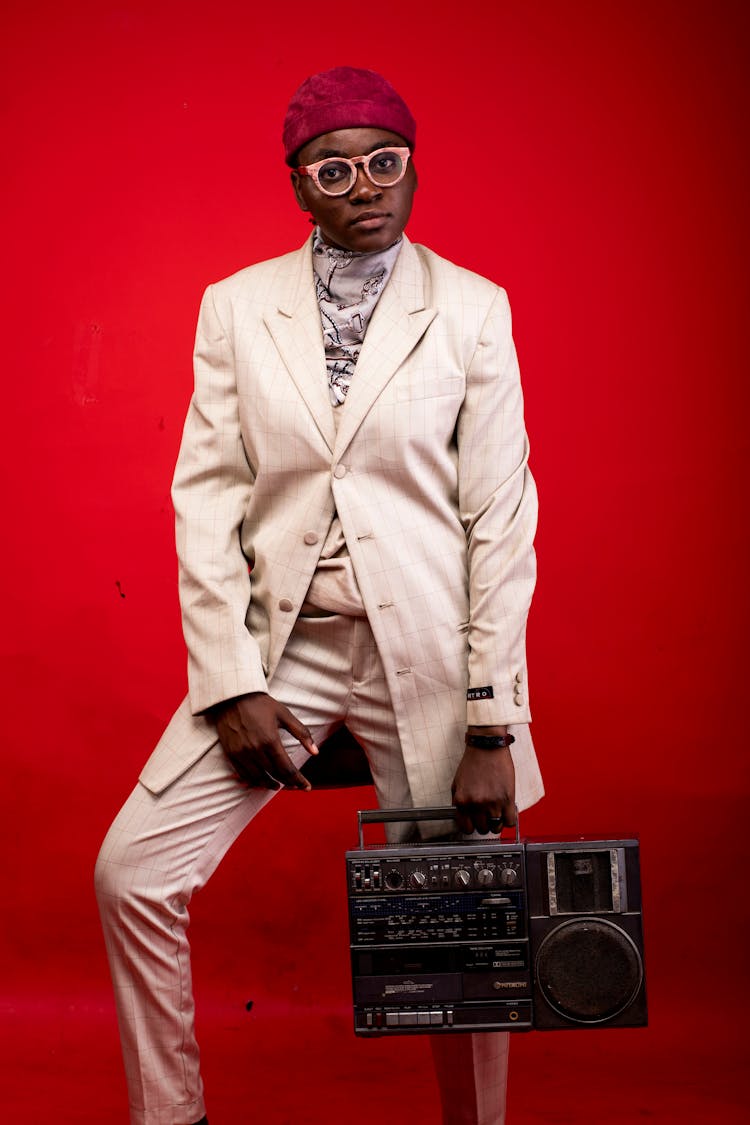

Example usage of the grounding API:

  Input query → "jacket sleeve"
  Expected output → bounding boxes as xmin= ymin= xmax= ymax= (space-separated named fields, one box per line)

xmin=458 ymin=287 xmax=538 ymax=727
xmin=171 ymin=284 xmax=269 ymax=714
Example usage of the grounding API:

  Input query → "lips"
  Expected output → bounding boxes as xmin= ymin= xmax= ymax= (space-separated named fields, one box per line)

xmin=350 ymin=211 xmax=389 ymax=225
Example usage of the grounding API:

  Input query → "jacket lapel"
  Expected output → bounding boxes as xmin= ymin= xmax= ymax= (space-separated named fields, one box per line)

xmin=334 ymin=236 xmax=437 ymax=457
xmin=262 ymin=234 xmax=436 ymax=458
xmin=263 ymin=237 xmax=336 ymax=453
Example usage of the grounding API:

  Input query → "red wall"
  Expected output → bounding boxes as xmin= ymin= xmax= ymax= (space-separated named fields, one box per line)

xmin=2 ymin=0 xmax=748 ymax=1118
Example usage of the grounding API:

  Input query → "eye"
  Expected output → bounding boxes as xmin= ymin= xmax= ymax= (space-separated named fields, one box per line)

xmin=372 ymin=152 xmax=397 ymax=171
xmin=318 ymin=161 xmax=349 ymax=182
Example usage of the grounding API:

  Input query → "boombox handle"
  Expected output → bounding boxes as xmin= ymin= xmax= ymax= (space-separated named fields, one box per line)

xmin=357 ymin=806 xmax=520 ymax=850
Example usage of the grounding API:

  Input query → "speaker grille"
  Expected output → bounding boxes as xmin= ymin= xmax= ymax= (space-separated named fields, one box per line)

xmin=535 ymin=917 xmax=643 ymax=1024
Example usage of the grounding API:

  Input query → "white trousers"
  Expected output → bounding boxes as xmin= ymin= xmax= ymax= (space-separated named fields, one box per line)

xmin=95 ymin=614 xmax=509 ymax=1125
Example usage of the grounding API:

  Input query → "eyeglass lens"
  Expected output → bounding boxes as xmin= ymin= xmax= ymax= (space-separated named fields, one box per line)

xmin=316 ymin=150 xmax=405 ymax=196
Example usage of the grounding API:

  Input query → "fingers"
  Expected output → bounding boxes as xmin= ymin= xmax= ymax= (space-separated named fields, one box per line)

xmin=231 ymin=758 xmax=282 ymax=790
xmin=453 ymin=805 xmax=476 ymax=837
xmin=451 ymin=793 xmax=516 ymax=836
xmin=214 ymin=694 xmax=316 ymax=791
xmin=454 ymin=805 xmax=508 ymax=835
xmin=451 ymin=742 xmax=517 ymax=835
xmin=263 ymin=701 xmax=317 ymax=789
xmin=264 ymin=742 xmax=313 ymax=791
xmin=501 ymin=798 xmax=518 ymax=828
xmin=276 ymin=701 xmax=319 ymax=756
xmin=456 ymin=805 xmax=499 ymax=835
xmin=234 ymin=740 xmax=312 ymax=791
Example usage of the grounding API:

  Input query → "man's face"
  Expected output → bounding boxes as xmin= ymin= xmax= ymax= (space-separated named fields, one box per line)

xmin=291 ymin=127 xmax=417 ymax=253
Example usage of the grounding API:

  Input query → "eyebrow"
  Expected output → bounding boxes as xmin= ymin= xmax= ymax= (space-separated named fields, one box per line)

xmin=308 ymin=139 xmax=401 ymax=160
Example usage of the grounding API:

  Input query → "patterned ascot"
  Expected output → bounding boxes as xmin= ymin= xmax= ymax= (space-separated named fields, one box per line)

xmin=312 ymin=228 xmax=402 ymax=405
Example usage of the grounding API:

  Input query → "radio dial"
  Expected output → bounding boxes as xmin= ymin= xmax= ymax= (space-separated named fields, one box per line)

xmin=409 ymin=871 xmax=427 ymax=889
xmin=499 ymin=868 xmax=519 ymax=887
xmin=454 ymin=869 xmax=472 ymax=888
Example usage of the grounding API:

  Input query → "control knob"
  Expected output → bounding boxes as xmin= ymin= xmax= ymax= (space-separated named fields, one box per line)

xmin=476 ymin=868 xmax=495 ymax=886
xmin=385 ymin=869 xmax=405 ymax=890
xmin=409 ymin=870 xmax=427 ymax=889
xmin=499 ymin=867 xmax=519 ymax=887
xmin=454 ymin=868 xmax=472 ymax=888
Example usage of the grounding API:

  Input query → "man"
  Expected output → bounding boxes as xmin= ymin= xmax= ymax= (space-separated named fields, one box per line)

xmin=96 ymin=66 xmax=544 ymax=1125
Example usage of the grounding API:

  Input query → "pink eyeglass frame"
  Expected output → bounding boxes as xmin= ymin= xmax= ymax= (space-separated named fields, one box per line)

xmin=295 ymin=147 xmax=411 ymax=196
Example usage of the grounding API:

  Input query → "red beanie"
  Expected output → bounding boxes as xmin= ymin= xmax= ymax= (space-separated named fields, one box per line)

xmin=283 ymin=66 xmax=416 ymax=166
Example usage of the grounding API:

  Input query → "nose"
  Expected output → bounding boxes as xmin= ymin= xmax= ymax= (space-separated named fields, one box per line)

xmin=349 ymin=163 xmax=382 ymax=202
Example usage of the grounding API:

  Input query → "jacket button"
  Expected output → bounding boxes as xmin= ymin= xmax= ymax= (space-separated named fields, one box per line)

xmin=514 ymin=692 xmax=525 ymax=706
xmin=515 ymin=671 xmax=524 ymax=683
xmin=334 ymin=464 xmax=347 ymax=479
xmin=303 ymin=531 xmax=319 ymax=545
xmin=278 ymin=598 xmax=294 ymax=612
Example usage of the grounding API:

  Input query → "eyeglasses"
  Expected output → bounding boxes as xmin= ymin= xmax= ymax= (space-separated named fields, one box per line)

xmin=295 ymin=147 xmax=411 ymax=197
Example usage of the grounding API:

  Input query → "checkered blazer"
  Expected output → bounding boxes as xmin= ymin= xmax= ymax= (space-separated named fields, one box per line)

xmin=141 ymin=234 xmax=544 ymax=811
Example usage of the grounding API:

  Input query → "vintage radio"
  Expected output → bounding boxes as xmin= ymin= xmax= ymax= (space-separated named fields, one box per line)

xmin=346 ymin=808 xmax=646 ymax=1035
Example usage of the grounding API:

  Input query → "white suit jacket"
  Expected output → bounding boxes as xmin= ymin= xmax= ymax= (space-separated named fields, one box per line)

xmin=140 ymin=234 xmax=544 ymax=812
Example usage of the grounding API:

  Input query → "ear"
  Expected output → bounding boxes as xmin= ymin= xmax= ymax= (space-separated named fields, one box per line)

xmin=290 ymin=170 xmax=309 ymax=213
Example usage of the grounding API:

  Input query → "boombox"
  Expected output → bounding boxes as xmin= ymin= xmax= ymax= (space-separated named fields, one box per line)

xmin=346 ymin=807 xmax=647 ymax=1035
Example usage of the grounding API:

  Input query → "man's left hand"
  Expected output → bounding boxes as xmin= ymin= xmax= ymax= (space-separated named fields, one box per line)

xmin=451 ymin=727 xmax=516 ymax=835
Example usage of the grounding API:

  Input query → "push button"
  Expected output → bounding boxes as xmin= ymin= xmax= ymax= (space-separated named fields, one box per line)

xmin=398 ymin=1011 xmax=418 ymax=1027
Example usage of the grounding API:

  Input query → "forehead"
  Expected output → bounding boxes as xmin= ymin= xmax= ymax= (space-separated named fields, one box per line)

xmin=298 ymin=127 xmax=409 ymax=163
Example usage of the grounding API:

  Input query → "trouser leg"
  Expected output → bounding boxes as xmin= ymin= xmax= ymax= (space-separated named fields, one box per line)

xmin=95 ymin=742 xmax=292 ymax=1125
xmin=96 ymin=612 xmax=509 ymax=1124
xmin=94 ymin=614 xmax=367 ymax=1124
xmin=430 ymin=1033 xmax=509 ymax=1125
xmin=342 ymin=618 xmax=510 ymax=1125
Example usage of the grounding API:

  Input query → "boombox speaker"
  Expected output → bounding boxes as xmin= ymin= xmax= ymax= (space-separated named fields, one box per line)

xmin=525 ymin=837 xmax=646 ymax=1028
xmin=346 ymin=808 xmax=647 ymax=1035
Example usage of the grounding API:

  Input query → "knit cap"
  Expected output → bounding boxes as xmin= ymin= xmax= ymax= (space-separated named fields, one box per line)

xmin=283 ymin=66 xmax=416 ymax=165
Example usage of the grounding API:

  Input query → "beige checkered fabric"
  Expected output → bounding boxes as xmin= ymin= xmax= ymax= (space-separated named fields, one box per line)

xmin=98 ymin=614 xmax=510 ymax=1124
xmin=143 ymin=235 xmax=543 ymax=811
xmin=97 ymin=233 xmax=542 ymax=1123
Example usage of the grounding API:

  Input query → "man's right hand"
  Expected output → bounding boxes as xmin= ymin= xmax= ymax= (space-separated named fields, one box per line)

xmin=208 ymin=693 xmax=318 ymax=790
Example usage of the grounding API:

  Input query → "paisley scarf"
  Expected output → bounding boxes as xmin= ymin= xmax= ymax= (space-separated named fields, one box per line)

xmin=312 ymin=228 xmax=402 ymax=405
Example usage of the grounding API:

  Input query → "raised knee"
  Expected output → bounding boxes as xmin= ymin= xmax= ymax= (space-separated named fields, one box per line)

xmin=94 ymin=827 xmax=181 ymax=935
xmin=94 ymin=838 xmax=122 ymax=910
xmin=94 ymin=826 xmax=140 ymax=916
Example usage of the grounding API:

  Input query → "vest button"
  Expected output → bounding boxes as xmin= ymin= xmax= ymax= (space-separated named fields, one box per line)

xmin=303 ymin=531 xmax=319 ymax=545
xmin=278 ymin=598 xmax=294 ymax=612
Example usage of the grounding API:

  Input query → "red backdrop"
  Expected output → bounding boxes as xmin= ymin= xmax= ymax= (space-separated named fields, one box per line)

xmin=2 ymin=1 xmax=748 ymax=1121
